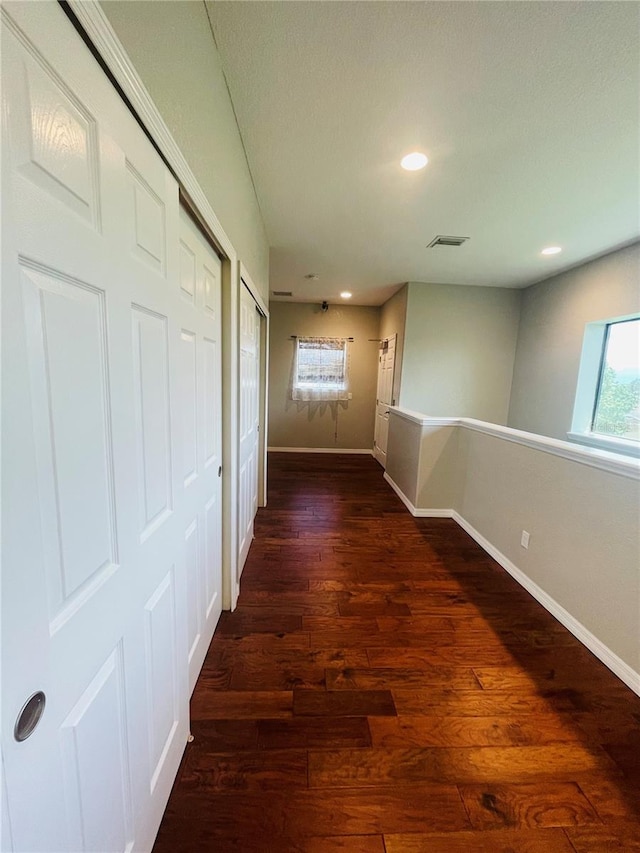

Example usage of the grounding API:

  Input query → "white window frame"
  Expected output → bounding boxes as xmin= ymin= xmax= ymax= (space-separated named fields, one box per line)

xmin=569 ymin=312 xmax=640 ymax=458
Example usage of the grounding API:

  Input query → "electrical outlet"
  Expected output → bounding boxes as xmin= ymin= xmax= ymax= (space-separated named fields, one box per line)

xmin=521 ymin=530 xmax=530 ymax=549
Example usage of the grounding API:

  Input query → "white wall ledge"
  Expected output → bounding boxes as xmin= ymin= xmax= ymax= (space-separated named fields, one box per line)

xmin=389 ymin=407 xmax=640 ymax=480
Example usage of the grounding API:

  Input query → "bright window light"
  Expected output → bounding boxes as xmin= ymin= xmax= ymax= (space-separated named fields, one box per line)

xmin=592 ymin=318 xmax=640 ymax=442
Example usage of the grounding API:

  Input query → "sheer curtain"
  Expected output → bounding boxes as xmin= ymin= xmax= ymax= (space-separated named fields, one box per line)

xmin=291 ymin=337 xmax=350 ymax=401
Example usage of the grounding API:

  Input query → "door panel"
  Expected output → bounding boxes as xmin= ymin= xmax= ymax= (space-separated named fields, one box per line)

xmin=373 ymin=335 xmax=396 ymax=468
xmin=132 ymin=306 xmax=173 ymax=541
xmin=238 ymin=284 xmax=261 ymax=577
xmin=60 ymin=645 xmax=133 ymax=853
xmin=177 ymin=209 xmax=223 ymax=694
xmin=1 ymin=4 xmax=221 ymax=849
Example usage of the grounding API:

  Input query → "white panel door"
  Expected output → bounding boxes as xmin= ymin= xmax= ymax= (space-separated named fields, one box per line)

xmin=373 ymin=335 xmax=397 ymax=468
xmin=178 ymin=210 xmax=223 ymax=694
xmin=1 ymin=4 xmax=194 ymax=850
xmin=238 ymin=284 xmax=261 ymax=578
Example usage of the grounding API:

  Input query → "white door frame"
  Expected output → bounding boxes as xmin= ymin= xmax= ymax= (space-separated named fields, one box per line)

xmin=240 ymin=262 xmax=269 ymax=510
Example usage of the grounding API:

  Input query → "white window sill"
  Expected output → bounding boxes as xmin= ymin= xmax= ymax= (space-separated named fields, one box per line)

xmin=567 ymin=431 xmax=640 ymax=459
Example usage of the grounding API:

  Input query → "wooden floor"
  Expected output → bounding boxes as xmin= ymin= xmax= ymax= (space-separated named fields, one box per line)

xmin=154 ymin=453 xmax=640 ymax=852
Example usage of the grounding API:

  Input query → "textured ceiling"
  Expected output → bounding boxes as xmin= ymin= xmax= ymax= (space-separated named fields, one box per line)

xmin=208 ymin=1 xmax=639 ymax=305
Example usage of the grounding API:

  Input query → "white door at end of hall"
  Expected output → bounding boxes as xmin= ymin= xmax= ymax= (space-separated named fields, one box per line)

xmin=238 ymin=284 xmax=261 ymax=579
xmin=177 ymin=209 xmax=223 ymax=695
xmin=373 ymin=335 xmax=397 ymax=468
xmin=2 ymin=3 xmax=192 ymax=850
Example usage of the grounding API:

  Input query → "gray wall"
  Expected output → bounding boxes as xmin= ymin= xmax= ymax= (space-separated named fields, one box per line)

xmin=508 ymin=243 xmax=640 ymax=439
xmin=399 ymin=282 xmax=522 ymax=423
xmin=101 ymin=0 xmax=269 ymax=300
xmin=386 ymin=413 xmax=640 ymax=678
xmin=268 ymin=302 xmax=380 ymax=450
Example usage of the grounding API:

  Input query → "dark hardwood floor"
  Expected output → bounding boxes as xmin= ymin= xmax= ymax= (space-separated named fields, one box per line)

xmin=153 ymin=453 xmax=640 ymax=852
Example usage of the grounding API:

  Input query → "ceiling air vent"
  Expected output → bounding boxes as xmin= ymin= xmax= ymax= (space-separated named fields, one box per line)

xmin=272 ymin=290 xmax=293 ymax=297
xmin=427 ymin=235 xmax=470 ymax=248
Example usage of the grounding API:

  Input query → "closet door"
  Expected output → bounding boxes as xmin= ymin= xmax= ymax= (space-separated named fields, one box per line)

xmin=1 ymin=3 xmax=191 ymax=849
xmin=238 ymin=283 xmax=261 ymax=577
xmin=178 ymin=210 xmax=223 ymax=694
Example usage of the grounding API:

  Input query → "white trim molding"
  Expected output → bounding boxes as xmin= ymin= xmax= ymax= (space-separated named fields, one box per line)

xmin=383 ymin=473 xmax=454 ymax=518
xmin=567 ymin=430 xmax=640 ymax=459
xmin=389 ymin=408 xmax=640 ymax=480
xmin=268 ymin=447 xmax=373 ymax=455
xmin=389 ymin=408 xmax=459 ymax=428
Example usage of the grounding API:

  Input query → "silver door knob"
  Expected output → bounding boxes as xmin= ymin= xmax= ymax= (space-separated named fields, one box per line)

xmin=14 ymin=691 xmax=46 ymax=741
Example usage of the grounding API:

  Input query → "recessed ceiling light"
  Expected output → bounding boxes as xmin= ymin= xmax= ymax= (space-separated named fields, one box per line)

xmin=541 ymin=246 xmax=562 ymax=256
xmin=401 ymin=152 xmax=428 ymax=171
xmin=340 ymin=291 xmax=352 ymax=299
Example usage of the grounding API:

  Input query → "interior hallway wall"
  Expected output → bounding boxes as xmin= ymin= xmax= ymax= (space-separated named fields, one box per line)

xmin=399 ymin=282 xmax=522 ymax=423
xmin=508 ymin=242 xmax=640 ymax=440
xmin=268 ymin=302 xmax=380 ymax=450
xmin=101 ymin=0 xmax=269 ymax=300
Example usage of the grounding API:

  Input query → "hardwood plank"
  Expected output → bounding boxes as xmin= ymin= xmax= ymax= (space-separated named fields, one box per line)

xmin=367 ymin=648 xmax=513 ymax=668
xmin=566 ymin=825 xmax=640 ymax=852
xmin=338 ymin=601 xmax=412 ymax=617
xmin=292 ymin=836 xmax=385 ymax=853
xmin=303 ymin=616 xmax=382 ymax=633
xmin=308 ymin=745 xmax=615 ymax=788
xmin=180 ymin=748 xmax=308 ymax=792
xmin=366 ymin=645 xmax=517 ymax=667
xmin=310 ymin=580 xmax=413 ymax=593
xmin=191 ymin=690 xmax=293 ymax=720
xmin=286 ymin=786 xmax=472 ymax=835
xmin=474 ymin=664 xmax=636 ymax=693
xmin=294 ymin=689 xmax=396 ymax=717
xmin=189 ymin=719 xmax=259 ymax=751
xmin=258 ymin=717 xmax=372 ymax=750
xmin=573 ymin=776 xmax=640 ymax=824
xmin=325 ymin=666 xmax=480 ymax=690
xmin=229 ymin=663 xmax=326 ymax=690
xmin=204 ymin=634 xmax=312 ymax=662
xmin=384 ymin=828 xmax=576 ymax=853
xmin=458 ymin=781 xmax=600 ymax=829
xmin=216 ymin=611 xmax=304 ymax=636
xmin=368 ymin=715 xmax=584 ymax=748
xmin=392 ymin=688 xmax=583 ymax=716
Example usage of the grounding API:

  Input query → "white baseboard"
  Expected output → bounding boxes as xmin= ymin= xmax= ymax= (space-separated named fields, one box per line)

xmin=451 ymin=511 xmax=640 ymax=697
xmin=382 ymin=473 xmax=640 ymax=696
xmin=383 ymin=473 xmax=454 ymax=518
xmin=268 ymin=446 xmax=373 ymax=455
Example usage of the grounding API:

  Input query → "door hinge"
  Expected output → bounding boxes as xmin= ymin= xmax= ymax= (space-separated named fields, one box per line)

xmin=218 ymin=465 xmax=222 ymax=477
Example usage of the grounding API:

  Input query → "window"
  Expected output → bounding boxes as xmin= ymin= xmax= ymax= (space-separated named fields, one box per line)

xmin=592 ymin=319 xmax=640 ymax=441
xmin=292 ymin=336 xmax=350 ymax=401
xmin=570 ymin=314 xmax=640 ymax=456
